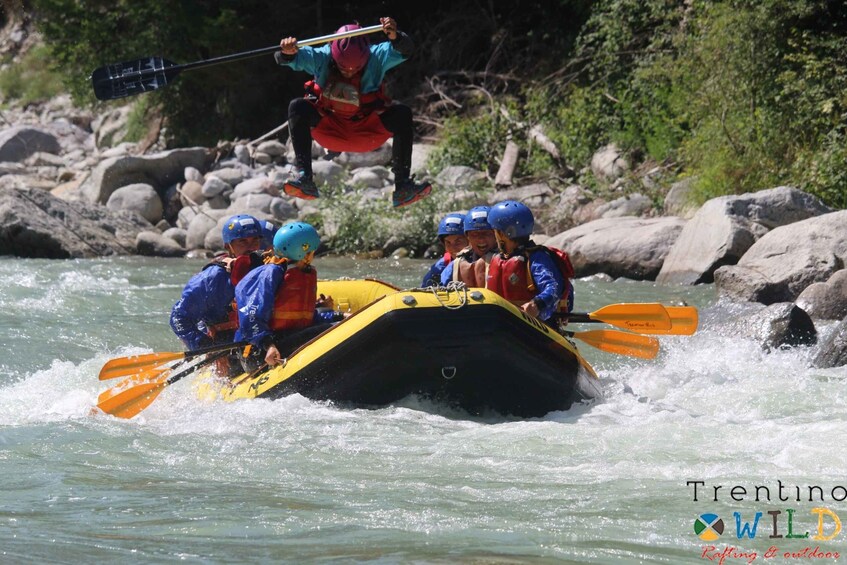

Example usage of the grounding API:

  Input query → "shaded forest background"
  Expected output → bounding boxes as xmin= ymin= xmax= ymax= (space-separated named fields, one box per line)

xmin=1 ymin=0 xmax=846 ymax=208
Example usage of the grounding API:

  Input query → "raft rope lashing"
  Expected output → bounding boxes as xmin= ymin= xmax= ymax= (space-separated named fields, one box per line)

xmin=429 ymin=281 xmax=469 ymax=310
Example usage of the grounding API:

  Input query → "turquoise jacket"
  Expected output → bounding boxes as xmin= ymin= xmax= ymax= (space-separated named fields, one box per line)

xmin=276 ymin=35 xmax=410 ymax=94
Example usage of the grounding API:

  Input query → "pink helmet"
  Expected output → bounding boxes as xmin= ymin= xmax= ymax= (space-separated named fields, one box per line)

xmin=331 ymin=24 xmax=370 ymax=72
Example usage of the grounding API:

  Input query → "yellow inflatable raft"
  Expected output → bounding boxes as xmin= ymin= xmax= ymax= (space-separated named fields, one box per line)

xmin=198 ymin=279 xmax=602 ymax=417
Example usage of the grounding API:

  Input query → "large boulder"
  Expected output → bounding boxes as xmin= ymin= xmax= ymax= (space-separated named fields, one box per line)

xmin=731 ymin=303 xmax=817 ymax=351
xmin=106 ymin=183 xmax=163 ymax=224
xmin=545 ymin=216 xmax=686 ymax=280
xmin=135 ymin=231 xmax=186 ymax=257
xmin=813 ymin=318 xmax=847 ymax=368
xmin=714 ymin=210 xmax=847 ymax=304
xmin=0 ymin=187 xmax=149 ymax=258
xmin=0 ymin=126 xmax=61 ymax=162
xmin=185 ymin=210 xmax=228 ymax=250
xmin=796 ymin=270 xmax=847 ymax=321
xmin=332 ymin=141 xmax=392 ymax=168
xmin=79 ymin=147 xmax=213 ymax=204
xmin=593 ymin=193 xmax=653 ymax=219
xmin=657 ymin=187 xmax=831 ymax=285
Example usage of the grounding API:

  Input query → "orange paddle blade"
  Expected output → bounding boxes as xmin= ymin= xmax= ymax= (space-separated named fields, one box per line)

xmin=589 ymin=303 xmax=672 ymax=332
xmin=99 ymin=351 xmax=183 ymax=380
xmin=571 ymin=329 xmax=660 ymax=359
xmin=659 ymin=306 xmax=699 ymax=336
xmin=96 ymin=381 xmax=168 ymax=419
xmin=97 ymin=368 xmax=171 ymax=405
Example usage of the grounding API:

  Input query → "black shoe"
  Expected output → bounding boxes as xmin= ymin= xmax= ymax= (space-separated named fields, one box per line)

xmin=392 ymin=177 xmax=432 ymax=208
xmin=283 ymin=172 xmax=320 ymax=200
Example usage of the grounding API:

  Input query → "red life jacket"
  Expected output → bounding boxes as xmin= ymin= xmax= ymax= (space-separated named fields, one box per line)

xmin=269 ymin=266 xmax=318 ymax=331
xmin=452 ymin=248 xmax=494 ymax=287
xmin=304 ymin=71 xmax=393 ymax=153
xmin=487 ymin=245 xmax=575 ymax=312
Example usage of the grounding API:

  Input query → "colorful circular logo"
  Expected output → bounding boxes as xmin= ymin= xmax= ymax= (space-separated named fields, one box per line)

xmin=694 ymin=513 xmax=724 ymax=541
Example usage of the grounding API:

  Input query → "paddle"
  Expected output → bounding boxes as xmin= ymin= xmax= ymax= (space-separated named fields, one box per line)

xmin=99 ymin=341 xmax=247 ymax=380
xmin=566 ymin=329 xmax=660 ymax=359
xmin=652 ymin=306 xmax=698 ymax=336
xmin=97 ymin=349 xmax=234 ymax=419
xmin=91 ymin=24 xmax=384 ymax=100
xmin=566 ymin=303 xmax=673 ymax=333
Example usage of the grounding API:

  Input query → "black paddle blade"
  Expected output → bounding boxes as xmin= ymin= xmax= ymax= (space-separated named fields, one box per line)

xmin=91 ymin=57 xmax=180 ymax=101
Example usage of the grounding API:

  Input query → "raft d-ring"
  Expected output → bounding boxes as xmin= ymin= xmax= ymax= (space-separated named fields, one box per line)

xmin=402 ymin=295 xmax=417 ymax=306
xmin=441 ymin=366 xmax=457 ymax=380
xmin=469 ymin=291 xmax=484 ymax=301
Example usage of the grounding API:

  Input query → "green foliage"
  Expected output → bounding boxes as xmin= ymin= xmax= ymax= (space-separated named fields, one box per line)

xmin=312 ymin=184 xmax=440 ymax=256
xmin=0 ymin=44 xmax=64 ymax=105
xmin=427 ymin=109 xmax=511 ymax=175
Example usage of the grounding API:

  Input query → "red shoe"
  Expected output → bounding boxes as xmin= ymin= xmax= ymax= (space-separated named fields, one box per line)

xmin=283 ymin=173 xmax=320 ymax=200
xmin=392 ymin=178 xmax=432 ymax=208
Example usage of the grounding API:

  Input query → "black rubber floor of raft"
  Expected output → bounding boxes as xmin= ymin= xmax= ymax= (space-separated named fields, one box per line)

xmin=259 ymin=304 xmax=594 ymax=417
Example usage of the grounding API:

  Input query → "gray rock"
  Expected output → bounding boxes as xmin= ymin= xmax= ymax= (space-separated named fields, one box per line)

xmin=186 ymin=211 xmax=228 ymax=249
xmin=207 ymin=167 xmax=245 ymax=187
xmin=410 ymin=143 xmax=435 ymax=177
xmin=732 ymin=303 xmax=817 ymax=351
xmin=27 ymin=152 xmax=67 ymax=167
xmin=80 ymin=147 xmax=213 ymax=204
xmin=813 ymin=318 xmax=847 ymax=368
xmin=177 ymin=206 xmax=198 ymax=229
xmin=0 ymin=126 xmax=61 ymax=162
xmin=542 ymin=185 xmax=593 ymax=233
xmin=594 ymin=193 xmax=653 ymax=218
xmin=657 ymin=186 xmax=831 ymax=285
xmin=202 ymin=195 xmax=230 ymax=210
xmin=136 ymin=231 xmax=186 ymax=257
xmin=714 ymin=210 xmax=847 ymax=304
xmin=546 ymin=216 xmax=686 ymax=280
xmin=436 ymin=166 xmax=486 ymax=190
xmin=312 ymin=160 xmax=345 ymax=186
xmin=0 ymin=187 xmax=149 ymax=258
xmin=257 ymin=140 xmax=286 ymax=157
xmin=350 ymin=168 xmax=387 ymax=188
xmin=664 ymin=177 xmax=698 ymax=218
xmin=201 ymin=176 xmax=229 ymax=198
xmin=162 ymin=227 xmax=187 ymax=247
xmin=233 ymin=144 xmax=251 ymax=165
xmin=106 ymin=183 xmax=164 ymax=223
xmin=228 ymin=193 xmax=274 ymax=215
xmin=179 ymin=180 xmax=206 ymax=207
xmin=184 ymin=166 xmax=203 ymax=183
xmin=488 ymin=183 xmax=555 ymax=209
xmin=155 ymin=219 xmax=170 ymax=231
xmin=253 ymin=151 xmax=273 ymax=165
xmin=232 ymin=176 xmax=276 ymax=199
xmin=590 ymin=144 xmax=629 ymax=181
xmin=269 ymin=197 xmax=298 ymax=221
xmin=92 ymin=106 xmax=132 ymax=148
xmin=332 ymin=142 xmax=392 ymax=168
xmin=796 ymin=270 xmax=847 ymax=321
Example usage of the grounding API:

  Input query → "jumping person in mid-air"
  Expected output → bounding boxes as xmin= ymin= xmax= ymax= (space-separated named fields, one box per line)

xmin=276 ymin=17 xmax=432 ymax=208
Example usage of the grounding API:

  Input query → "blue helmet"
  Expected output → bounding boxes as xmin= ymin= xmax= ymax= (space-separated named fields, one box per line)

xmin=488 ymin=201 xmax=534 ymax=239
xmin=463 ymin=206 xmax=492 ymax=232
xmin=437 ymin=213 xmax=465 ymax=238
xmin=222 ymin=214 xmax=262 ymax=245
xmin=273 ymin=222 xmax=320 ymax=262
xmin=260 ymin=220 xmax=277 ymax=249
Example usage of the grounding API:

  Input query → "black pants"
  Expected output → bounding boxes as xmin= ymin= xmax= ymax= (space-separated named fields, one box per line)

xmin=288 ymin=98 xmax=413 ymax=175
xmin=240 ymin=322 xmax=334 ymax=373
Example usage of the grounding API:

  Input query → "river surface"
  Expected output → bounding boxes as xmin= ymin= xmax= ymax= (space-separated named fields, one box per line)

xmin=1 ymin=256 xmax=845 ymax=563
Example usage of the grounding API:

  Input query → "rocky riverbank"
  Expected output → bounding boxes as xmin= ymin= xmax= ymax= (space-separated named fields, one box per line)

xmin=0 ymin=93 xmax=844 ymax=367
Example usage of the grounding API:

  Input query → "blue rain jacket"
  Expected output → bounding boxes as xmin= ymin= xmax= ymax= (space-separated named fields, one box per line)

xmin=170 ymin=264 xmax=234 ymax=350
xmin=234 ymin=263 xmax=338 ymax=347
xmin=421 ymin=255 xmax=450 ymax=287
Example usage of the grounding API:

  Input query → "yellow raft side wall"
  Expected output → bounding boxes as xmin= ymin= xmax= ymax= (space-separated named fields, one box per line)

xmin=205 ymin=282 xmax=597 ymax=403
